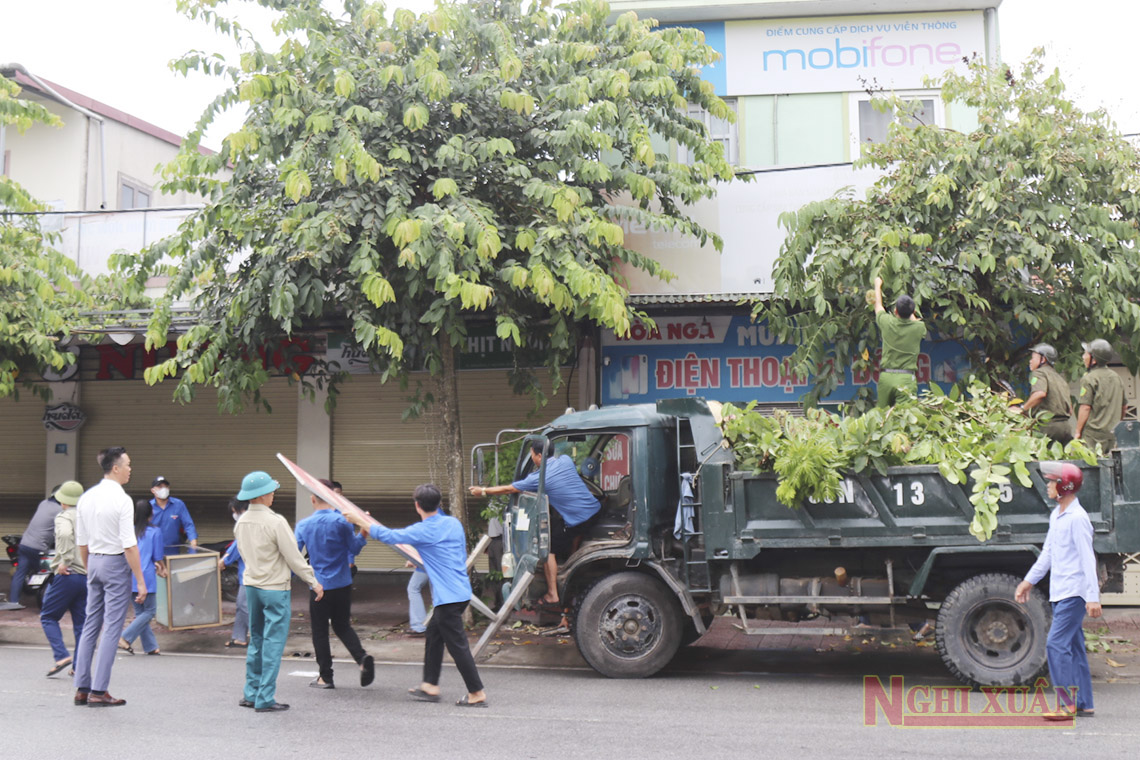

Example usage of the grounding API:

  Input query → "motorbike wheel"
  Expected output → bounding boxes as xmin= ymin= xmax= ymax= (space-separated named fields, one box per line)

xmin=35 ymin=575 xmax=52 ymax=609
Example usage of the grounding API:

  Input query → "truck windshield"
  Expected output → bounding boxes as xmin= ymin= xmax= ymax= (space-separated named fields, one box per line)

xmin=521 ymin=433 xmax=631 ymax=502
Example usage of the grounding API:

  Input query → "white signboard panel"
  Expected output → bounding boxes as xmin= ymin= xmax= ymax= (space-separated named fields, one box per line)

xmin=616 ymin=164 xmax=879 ymax=295
xmin=726 ymin=11 xmax=986 ymax=95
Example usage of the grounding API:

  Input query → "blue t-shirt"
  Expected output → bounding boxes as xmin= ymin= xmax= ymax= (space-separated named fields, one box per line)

xmin=513 ymin=455 xmax=601 ymax=526
xmin=133 ymin=525 xmax=164 ymax=593
xmin=369 ymin=512 xmax=471 ymax=607
xmin=150 ymin=497 xmax=198 ymax=556
xmin=295 ymin=509 xmax=367 ymax=591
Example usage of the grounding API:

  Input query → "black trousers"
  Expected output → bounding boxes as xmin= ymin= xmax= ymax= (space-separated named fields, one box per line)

xmin=423 ymin=601 xmax=483 ymax=693
xmin=309 ymin=585 xmax=367 ymax=684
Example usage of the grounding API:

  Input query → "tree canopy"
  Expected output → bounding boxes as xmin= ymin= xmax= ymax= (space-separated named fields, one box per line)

xmin=0 ymin=74 xmax=88 ymax=399
xmin=762 ymin=52 xmax=1140 ymax=404
xmin=127 ymin=0 xmax=738 ymax=523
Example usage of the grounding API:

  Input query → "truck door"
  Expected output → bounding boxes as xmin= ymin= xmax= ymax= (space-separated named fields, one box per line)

xmin=507 ymin=490 xmax=551 ymax=581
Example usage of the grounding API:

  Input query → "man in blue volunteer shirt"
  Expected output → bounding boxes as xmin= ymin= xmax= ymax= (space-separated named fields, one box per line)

xmin=294 ymin=480 xmax=373 ymax=690
xmin=149 ymin=476 xmax=198 ymax=556
xmin=469 ymin=441 xmax=601 ymax=607
xmin=343 ymin=484 xmax=487 ymax=707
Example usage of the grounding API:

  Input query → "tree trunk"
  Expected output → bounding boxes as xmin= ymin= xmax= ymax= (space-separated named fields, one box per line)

xmin=432 ymin=335 xmax=467 ymax=531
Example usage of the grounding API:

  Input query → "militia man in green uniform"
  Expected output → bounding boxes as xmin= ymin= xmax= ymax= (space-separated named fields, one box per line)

xmin=873 ymin=276 xmax=926 ymax=408
xmin=1075 ymin=339 xmax=1127 ymax=453
xmin=1020 ymin=343 xmax=1074 ymax=444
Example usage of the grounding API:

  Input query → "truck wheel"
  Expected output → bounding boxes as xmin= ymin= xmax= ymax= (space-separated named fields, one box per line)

xmin=574 ymin=572 xmax=683 ymax=678
xmin=936 ymin=573 xmax=1050 ymax=687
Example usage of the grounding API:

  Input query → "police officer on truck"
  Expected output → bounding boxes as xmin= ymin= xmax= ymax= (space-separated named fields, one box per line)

xmin=873 ymin=276 xmax=926 ymax=408
xmin=1020 ymin=343 xmax=1074 ymax=444
xmin=1075 ymin=339 xmax=1126 ymax=454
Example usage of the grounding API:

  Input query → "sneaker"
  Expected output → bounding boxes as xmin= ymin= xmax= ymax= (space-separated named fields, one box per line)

xmin=0 ymin=602 xmax=25 ymax=611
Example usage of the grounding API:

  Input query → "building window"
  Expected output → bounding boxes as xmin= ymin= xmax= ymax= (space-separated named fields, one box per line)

xmin=119 ymin=177 xmax=151 ymax=209
xmin=679 ymin=98 xmax=738 ymax=166
xmin=850 ymin=91 xmax=944 ymax=154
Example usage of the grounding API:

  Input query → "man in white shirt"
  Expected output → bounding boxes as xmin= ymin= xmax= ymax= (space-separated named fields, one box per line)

xmin=72 ymin=447 xmax=147 ymax=708
xmin=1016 ymin=462 xmax=1102 ymax=720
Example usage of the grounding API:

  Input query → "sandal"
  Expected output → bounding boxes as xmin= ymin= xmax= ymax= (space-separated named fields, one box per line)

xmin=224 ymin=639 xmax=248 ymax=648
xmin=408 ymin=687 xmax=441 ymax=703
xmin=47 ymin=658 xmax=72 ymax=677
xmin=118 ymin=640 xmax=135 ymax=655
xmin=146 ymin=649 xmax=161 ymax=656
xmin=456 ymin=694 xmax=488 ymax=708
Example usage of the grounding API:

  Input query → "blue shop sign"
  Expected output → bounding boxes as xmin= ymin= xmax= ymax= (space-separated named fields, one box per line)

xmin=600 ymin=315 xmax=970 ymax=405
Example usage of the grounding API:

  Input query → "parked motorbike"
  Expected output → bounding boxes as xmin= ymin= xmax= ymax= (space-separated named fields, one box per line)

xmin=3 ymin=534 xmax=54 ymax=608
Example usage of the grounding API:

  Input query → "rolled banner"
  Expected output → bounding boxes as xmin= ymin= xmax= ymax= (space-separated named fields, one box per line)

xmin=276 ymin=453 xmax=424 ymax=569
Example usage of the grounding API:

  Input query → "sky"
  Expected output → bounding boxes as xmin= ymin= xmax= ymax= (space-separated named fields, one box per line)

xmin=2 ymin=0 xmax=1139 ymax=150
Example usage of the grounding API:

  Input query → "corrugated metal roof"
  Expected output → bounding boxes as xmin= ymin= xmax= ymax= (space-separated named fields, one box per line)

xmin=626 ymin=292 xmax=769 ymax=305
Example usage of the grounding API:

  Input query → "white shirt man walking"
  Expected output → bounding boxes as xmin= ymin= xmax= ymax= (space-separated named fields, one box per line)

xmin=1016 ymin=462 xmax=1102 ymax=720
xmin=73 ymin=447 xmax=147 ymax=707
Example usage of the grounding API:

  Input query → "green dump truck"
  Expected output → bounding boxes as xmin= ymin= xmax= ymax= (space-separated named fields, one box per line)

xmin=471 ymin=398 xmax=1140 ymax=686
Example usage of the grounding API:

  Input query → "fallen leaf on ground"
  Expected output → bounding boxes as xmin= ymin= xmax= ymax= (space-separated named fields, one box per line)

xmin=1105 ymin=657 xmax=1125 ymax=668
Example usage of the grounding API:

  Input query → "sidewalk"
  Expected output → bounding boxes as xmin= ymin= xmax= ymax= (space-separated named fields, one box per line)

xmin=3 ymin=573 xmax=1140 ymax=682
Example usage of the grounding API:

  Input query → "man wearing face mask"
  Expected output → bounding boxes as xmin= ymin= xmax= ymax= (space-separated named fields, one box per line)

xmin=149 ymin=477 xmax=198 ymax=557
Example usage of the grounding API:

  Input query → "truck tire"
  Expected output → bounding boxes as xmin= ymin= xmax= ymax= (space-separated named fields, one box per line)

xmin=936 ymin=573 xmax=1050 ymax=687
xmin=573 ymin=572 xmax=684 ymax=678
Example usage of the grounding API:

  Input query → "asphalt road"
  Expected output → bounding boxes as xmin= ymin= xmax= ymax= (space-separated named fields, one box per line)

xmin=4 ymin=644 xmax=1140 ymax=758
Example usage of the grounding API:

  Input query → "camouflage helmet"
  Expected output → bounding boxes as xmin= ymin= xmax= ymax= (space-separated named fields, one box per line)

xmin=1082 ymin=339 xmax=1114 ymax=363
xmin=1029 ymin=343 xmax=1057 ymax=365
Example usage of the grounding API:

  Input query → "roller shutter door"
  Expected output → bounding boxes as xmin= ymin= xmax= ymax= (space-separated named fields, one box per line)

xmin=333 ymin=369 xmax=577 ymax=569
xmin=0 ymin=395 xmax=49 ymax=534
xmin=77 ymin=379 xmax=298 ymax=544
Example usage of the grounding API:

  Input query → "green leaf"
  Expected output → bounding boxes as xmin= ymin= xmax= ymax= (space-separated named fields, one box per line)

xmin=431 ymin=178 xmax=458 ymax=200
xmin=403 ymin=103 xmax=429 ymax=131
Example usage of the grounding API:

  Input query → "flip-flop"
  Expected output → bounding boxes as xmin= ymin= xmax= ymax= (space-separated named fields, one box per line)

xmin=532 ymin=600 xmax=563 ymax=613
xmin=47 ymin=659 xmax=72 ymax=677
xmin=224 ymin=639 xmax=248 ymax=648
xmin=456 ymin=695 xmax=488 ymax=708
xmin=360 ymin=655 xmax=375 ymax=687
xmin=408 ymin=687 xmax=441 ymax=703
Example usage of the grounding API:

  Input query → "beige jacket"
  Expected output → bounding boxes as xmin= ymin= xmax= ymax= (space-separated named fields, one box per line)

xmin=234 ymin=504 xmax=317 ymax=590
xmin=51 ymin=507 xmax=86 ymax=575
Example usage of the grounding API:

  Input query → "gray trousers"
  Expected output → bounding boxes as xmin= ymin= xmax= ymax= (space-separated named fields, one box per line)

xmin=74 ymin=553 xmax=132 ymax=692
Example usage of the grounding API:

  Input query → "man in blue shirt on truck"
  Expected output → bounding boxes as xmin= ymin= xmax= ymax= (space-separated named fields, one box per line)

xmin=469 ymin=441 xmax=601 ymax=609
xmin=149 ymin=476 xmax=198 ymax=557
xmin=344 ymin=484 xmax=487 ymax=707
xmin=1016 ymin=462 xmax=1103 ymax=721
xmin=295 ymin=480 xmax=372 ymax=690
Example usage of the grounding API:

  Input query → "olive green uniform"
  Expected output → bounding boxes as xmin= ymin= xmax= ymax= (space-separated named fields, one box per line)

xmin=1078 ymin=366 xmax=1125 ymax=453
xmin=1029 ymin=364 xmax=1074 ymax=444
xmin=875 ymin=311 xmax=926 ymax=408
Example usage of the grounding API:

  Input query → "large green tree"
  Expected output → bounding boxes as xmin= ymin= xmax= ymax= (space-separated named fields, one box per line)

xmin=129 ymin=0 xmax=736 ymax=526
xmin=763 ymin=53 xmax=1140 ymax=404
xmin=0 ymin=74 xmax=88 ymax=399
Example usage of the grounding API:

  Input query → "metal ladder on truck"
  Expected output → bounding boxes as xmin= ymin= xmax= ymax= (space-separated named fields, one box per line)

xmin=676 ymin=416 xmax=712 ymax=594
